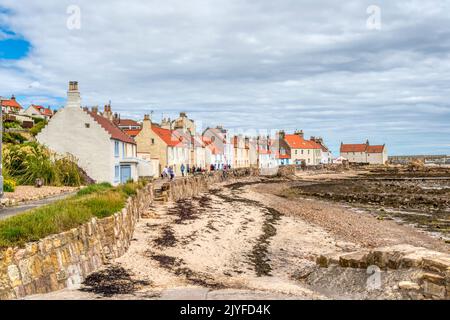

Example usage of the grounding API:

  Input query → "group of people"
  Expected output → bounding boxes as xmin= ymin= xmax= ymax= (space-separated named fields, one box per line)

xmin=209 ymin=164 xmax=231 ymax=171
xmin=161 ymin=166 xmax=175 ymax=180
xmin=161 ymin=164 xmax=208 ymax=180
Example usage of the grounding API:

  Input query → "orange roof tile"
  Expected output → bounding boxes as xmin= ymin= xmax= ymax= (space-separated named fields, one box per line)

xmin=1 ymin=96 xmax=22 ymax=109
xmin=151 ymin=126 xmax=190 ymax=147
xmin=284 ymin=134 xmax=321 ymax=149
xmin=340 ymin=143 xmax=367 ymax=153
xmin=114 ymin=118 xmax=141 ymax=127
xmin=123 ymin=129 xmax=141 ymax=137
xmin=32 ymin=105 xmax=53 ymax=116
xmin=367 ymin=145 xmax=384 ymax=153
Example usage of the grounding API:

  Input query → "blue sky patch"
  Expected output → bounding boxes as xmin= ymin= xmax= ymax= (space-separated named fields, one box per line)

xmin=0 ymin=37 xmax=30 ymax=59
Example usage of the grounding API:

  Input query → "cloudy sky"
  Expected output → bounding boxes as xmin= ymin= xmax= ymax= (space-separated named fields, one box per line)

xmin=1 ymin=0 xmax=449 ymax=155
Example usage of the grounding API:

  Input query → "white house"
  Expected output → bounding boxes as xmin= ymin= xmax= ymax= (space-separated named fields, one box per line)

xmin=1 ymin=95 xmax=23 ymax=114
xmin=310 ymin=137 xmax=333 ymax=164
xmin=255 ymin=135 xmax=278 ymax=169
xmin=24 ymin=104 xmax=54 ymax=120
xmin=37 ymin=81 xmax=151 ymax=185
xmin=202 ymin=126 xmax=234 ymax=169
xmin=340 ymin=140 xmax=388 ymax=165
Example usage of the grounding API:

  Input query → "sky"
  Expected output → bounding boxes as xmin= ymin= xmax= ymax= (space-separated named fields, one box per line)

xmin=0 ymin=0 xmax=449 ymax=156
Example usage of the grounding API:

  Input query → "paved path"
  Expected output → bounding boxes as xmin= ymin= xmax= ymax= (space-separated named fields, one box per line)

xmin=0 ymin=191 xmax=77 ymax=220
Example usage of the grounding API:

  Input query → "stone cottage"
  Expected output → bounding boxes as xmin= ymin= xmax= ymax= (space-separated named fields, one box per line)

xmin=37 ymin=81 xmax=148 ymax=185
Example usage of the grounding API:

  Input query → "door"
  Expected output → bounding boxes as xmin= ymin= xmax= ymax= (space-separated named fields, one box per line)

xmin=120 ymin=165 xmax=132 ymax=183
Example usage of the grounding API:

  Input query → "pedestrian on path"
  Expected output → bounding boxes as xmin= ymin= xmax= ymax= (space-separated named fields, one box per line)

xmin=169 ymin=166 xmax=175 ymax=181
xmin=181 ymin=164 xmax=186 ymax=177
xmin=162 ymin=166 xmax=169 ymax=179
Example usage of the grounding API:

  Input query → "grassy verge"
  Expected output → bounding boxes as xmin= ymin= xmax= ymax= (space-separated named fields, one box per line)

xmin=0 ymin=182 xmax=142 ymax=249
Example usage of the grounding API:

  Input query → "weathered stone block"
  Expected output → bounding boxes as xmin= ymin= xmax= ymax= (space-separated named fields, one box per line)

xmin=422 ymin=256 xmax=450 ymax=274
xmin=419 ymin=272 xmax=446 ymax=286
xmin=398 ymin=281 xmax=420 ymax=291
xmin=339 ymin=251 xmax=370 ymax=268
xmin=423 ymin=281 xmax=446 ymax=299
xmin=7 ymin=265 xmax=22 ymax=287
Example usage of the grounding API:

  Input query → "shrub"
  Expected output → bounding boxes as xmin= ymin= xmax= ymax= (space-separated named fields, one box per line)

xmin=3 ymin=120 xmax=22 ymax=129
xmin=55 ymin=156 xmax=83 ymax=186
xmin=30 ymin=121 xmax=47 ymax=136
xmin=3 ymin=179 xmax=16 ymax=192
xmin=120 ymin=182 xmax=139 ymax=196
xmin=31 ymin=117 xmax=46 ymax=124
xmin=2 ymin=132 xmax=27 ymax=144
xmin=2 ymin=142 xmax=84 ymax=187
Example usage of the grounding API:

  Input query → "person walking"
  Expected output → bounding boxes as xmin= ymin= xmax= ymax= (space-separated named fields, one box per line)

xmin=162 ymin=166 xmax=169 ymax=179
xmin=181 ymin=163 xmax=186 ymax=177
xmin=168 ymin=166 xmax=175 ymax=181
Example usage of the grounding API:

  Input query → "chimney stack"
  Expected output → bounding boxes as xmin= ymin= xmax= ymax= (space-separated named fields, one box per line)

xmin=66 ymin=81 xmax=81 ymax=108
xmin=278 ymin=130 xmax=285 ymax=139
xmin=103 ymin=104 xmax=113 ymax=120
xmin=294 ymin=129 xmax=304 ymax=139
xmin=91 ymin=106 xmax=98 ymax=114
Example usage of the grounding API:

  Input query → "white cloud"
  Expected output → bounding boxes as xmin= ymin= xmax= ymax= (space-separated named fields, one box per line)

xmin=0 ymin=0 xmax=449 ymax=155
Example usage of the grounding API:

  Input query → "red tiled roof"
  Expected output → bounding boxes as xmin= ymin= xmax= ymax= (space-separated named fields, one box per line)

xmin=123 ymin=129 xmax=141 ymax=137
xmin=1 ymin=96 xmax=22 ymax=109
xmin=340 ymin=143 xmax=367 ymax=153
xmin=151 ymin=126 xmax=190 ymax=147
xmin=284 ymin=134 xmax=321 ymax=149
xmin=87 ymin=111 xmax=136 ymax=144
xmin=367 ymin=145 xmax=384 ymax=153
xmin=114 ymin=118 xmax=141 ymax=127
xmin=276 ymin=152 xmax=290 ymax=159
xmin=32 ymin=105 xmax=53 ymax=116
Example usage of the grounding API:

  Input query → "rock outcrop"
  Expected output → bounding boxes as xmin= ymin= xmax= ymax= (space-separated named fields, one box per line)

xmin=316 ymin=244 xmax=450 ymax=299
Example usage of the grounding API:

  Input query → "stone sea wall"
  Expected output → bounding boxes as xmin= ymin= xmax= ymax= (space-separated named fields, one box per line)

xmin=165 ymin=167 xmax=259 ymax=201
xmin=0 ymin=168 xmax=259 ymax=300
xmin=0 ymin=183 xmax=154 ymax=300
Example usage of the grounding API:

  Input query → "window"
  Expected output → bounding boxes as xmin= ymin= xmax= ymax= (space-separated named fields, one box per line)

xmin=85 ymin=123 xmax=90 ymax=128
xmin=122 ymin=143 xmax=126 ymax=157
xmin=301 ymin=150 xmax=304 ymax=154
xmin=295 ymin=150 xmax=297 ymax=155
xmin=114 ymin=165 xmax=120 ymax=182
xmin=151 ymin=138 xmax=155 ymax=144
xmin=114 ymin=141 xmax=119 ymax=157
xmin=308 ymin=150 xmax=310 ymax=155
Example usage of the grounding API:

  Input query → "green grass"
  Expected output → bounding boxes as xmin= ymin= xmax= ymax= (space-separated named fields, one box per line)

xmin=76 ymin=182 xmax=113 ymax=196
xmin=0 ymin=182 xmax=141 ymax=249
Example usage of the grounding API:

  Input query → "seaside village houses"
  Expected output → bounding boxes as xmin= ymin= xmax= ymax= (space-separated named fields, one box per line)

xmin=340 ymin=140 xmax=388 ymax=165
xmin=134 ymin=114 xmax=191 ymax=176
xmin=37 ymin=81 xmax=154 ymax=185
xmin=25 ymin=80 xmax=386 ymax=186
